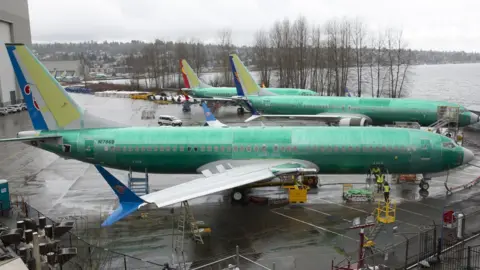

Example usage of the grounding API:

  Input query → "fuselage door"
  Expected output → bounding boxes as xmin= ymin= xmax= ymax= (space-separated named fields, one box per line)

xmin=420 ymin=139 xmax=432 ymax=160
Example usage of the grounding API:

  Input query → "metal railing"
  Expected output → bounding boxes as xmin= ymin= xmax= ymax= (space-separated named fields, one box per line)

xmin=12 ymin=200 xmax=164 ymax=270
xmin=190 ymin=246 xmax=275 ymax=270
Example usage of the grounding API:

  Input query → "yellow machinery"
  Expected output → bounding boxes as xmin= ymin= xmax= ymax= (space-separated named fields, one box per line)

xmin=363 ymin=200 xmax=397 ymax=248
xmin=283 ymin=184 xmax=309 ymax=203
xmin=130 ymin=92 xmax=153 ymax=100
xmin=376 ymin=201 xmax=396 ymax=224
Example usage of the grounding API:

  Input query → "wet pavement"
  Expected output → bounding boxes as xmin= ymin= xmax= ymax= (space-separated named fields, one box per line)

xmin=1 ymin=94 xmax=480 ymax=269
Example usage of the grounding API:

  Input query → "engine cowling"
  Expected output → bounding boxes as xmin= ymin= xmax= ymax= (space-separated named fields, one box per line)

xmin=338 ymin=118 xmax=370 ymax=126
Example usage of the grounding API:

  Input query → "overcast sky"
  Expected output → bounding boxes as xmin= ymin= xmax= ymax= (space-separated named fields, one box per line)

xmin=29 ymin=0 xmax=480 ymax=52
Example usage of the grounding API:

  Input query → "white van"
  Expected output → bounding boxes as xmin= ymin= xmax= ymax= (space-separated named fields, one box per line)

xmin=158 ymin=115 xmax=183 ymax=126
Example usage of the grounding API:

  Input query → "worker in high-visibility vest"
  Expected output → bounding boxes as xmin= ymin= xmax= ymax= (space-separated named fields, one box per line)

xmin=376 ymin=173 xmax=384 ymax=193
xmin=383 ymin=182 xmax=390 ymax=202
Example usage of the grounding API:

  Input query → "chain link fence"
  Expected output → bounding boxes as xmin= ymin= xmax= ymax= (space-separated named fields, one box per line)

xmin=11 ymin=199 xmax=164 ymax=269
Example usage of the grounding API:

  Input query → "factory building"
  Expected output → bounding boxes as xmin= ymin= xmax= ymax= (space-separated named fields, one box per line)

xmin=0 ymin=0 xmax=32 ymax=106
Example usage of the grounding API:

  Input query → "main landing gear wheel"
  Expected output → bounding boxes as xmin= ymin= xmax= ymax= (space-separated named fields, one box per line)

xmin=237 ymin=107 xmax=245 ymax=115
xmin=419 ymin=180 xmax=430 ymax=191
xmin=231 ymin=188 xmax=248 ymax=205
xmin=303 ymin=176 xmax=319 ymax=188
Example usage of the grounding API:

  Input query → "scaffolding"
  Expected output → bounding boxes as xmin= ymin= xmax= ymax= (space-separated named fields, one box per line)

xmin=127 ymin=168 xmax=149 ymax=196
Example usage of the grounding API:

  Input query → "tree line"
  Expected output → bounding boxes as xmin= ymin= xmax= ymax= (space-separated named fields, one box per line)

xmin=32 ymin=17 xmax=480 ymax=97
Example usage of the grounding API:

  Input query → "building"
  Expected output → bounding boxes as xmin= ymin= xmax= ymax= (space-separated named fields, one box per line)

xmin=0 ymin=0 xmax=32 ymax=106
xmin=42 ymin=60 xmax=83 ymax=82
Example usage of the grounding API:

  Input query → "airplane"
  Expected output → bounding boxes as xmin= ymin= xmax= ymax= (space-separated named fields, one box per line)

xmin=179 ymin=59 xmax=319 ymax=113
xmin=0 ymin=43 xmax=474 ymax=227
xmin=229 ymin=54 xmax=480 ymax=127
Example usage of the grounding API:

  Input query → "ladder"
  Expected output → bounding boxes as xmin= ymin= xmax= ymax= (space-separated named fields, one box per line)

xmin=128 ymin=168 xmax=149 ymax=196
xmin=174 ymin=201 xmax=204 ymax=254
xmin=428 ymin=118 xmax=449 ymax=130
xmin=366 ymin=223 xmax=384 ymax=241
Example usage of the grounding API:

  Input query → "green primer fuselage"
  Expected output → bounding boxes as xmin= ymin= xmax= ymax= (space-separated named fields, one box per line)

xmin=246 ymin=95 xmax=473 ymax=127
xmin=37 ymin=126 xmax=463 ymax=174
xmin=191 ymin=87 xmax=318 ymax=98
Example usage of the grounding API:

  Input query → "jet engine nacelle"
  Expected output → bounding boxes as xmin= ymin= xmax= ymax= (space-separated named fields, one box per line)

xmin=338 ymin=118 xmax=369 ymax=126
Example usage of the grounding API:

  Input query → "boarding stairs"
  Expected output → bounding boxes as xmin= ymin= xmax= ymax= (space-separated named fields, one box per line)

xmin=127 ymin=169 xmax=149 ymax=196
xmin=427 ymin=118 xmax=450 ymax=131
xmin=174 ymin=201 xmax=205 ymax=254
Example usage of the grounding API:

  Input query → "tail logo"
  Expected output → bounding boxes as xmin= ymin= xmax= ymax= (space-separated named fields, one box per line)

xmin=205 ymin=112 xmax=211 ymax=117
xmin=234 ymin=72 xmax=239 ymax=81
xmin=114 ymin=185 xmax=126 ymax=194
xmin=24 ymin=84 xmax=31 ymax=95
xmin=181 ymin=67 xmax=186 ymax=75
xmin=33 ymin=99 xmax=40 ymax=111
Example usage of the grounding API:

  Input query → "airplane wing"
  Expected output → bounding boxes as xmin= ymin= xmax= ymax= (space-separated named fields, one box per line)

xmin=97 ymin=160 xmax=317 ymax=226
xmin=245 ymin=113 xmax=372 ymax=125
xmin=0 ymin=135 xmax=62 ymax=143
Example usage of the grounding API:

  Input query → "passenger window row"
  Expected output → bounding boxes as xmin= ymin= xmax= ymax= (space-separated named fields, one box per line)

xmin=101 ymin=144 xmax=418 ymax=153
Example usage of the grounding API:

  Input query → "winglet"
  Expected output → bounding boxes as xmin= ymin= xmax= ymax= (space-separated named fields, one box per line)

xmin=201 ymin=102 xmax=227 ymax=127
xmin=95 ymin=165 xmax=146 ymax=227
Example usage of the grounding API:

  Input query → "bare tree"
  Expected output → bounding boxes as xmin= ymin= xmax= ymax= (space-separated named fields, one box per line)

xmin=352 ymin=18 xmax=366 ymax=97
xmin=254 ymin=29 xmax=272 ymax=87
xmin=292 ymin=16 xmax=309 ymax=89
xmin=188 ymin=38 xmax=206 ymax=75
xmin=385 ymin=29 xmax=411 ymax=98
xmin=218 ymin=28 xmax=233 ymax=86
xmin=309 ymin=25 xmax=327 ymax=95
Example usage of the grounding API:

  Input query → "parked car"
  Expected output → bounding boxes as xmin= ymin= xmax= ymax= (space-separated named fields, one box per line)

xmin=0 ymin=108 xmax=7 ymax=116
xmin=158 ymin=115 xmax=183 ymax=126
xmin=5 ymin=106 xmax=18 ymax=113
xmin=18 ymin=103 xmax=27 ymax=110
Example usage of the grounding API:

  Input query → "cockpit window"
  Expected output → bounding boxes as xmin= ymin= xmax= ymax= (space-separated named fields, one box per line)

xmin=442 ymin=142 xmax=456 ymax=149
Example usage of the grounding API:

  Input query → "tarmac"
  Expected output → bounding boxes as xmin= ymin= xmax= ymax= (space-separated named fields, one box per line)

xmin=1 ymin=94 xmax=480 ymax=269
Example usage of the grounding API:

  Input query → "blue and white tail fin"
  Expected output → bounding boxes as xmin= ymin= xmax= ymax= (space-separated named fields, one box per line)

xmin=95 ymin=165 xmax=146 ymax=227
xmin=201 ymin=102 xmax=227 ymax=127
xmin=4 ymin=43 xmax=124 ymax=131
xmin=229 ymin=54 xmax=276 ymax=97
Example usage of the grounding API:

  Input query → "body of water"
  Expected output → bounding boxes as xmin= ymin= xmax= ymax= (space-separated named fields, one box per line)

xmin=90 ymin=63 xmax=480 ymax=110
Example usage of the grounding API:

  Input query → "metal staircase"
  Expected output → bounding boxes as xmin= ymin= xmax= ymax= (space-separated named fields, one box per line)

xmin=366 ymin=222 xmax=384 ymax=240
xmin=127 ymin=169 xmax=149 ymax=196
xmin=174 ymin=201 xmax=205 ymax=254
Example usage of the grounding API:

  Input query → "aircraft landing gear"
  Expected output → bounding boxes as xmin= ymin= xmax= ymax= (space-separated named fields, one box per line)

xmin=231 ymin=188 xmax=248 ymax=205
xmin=302 ymin=176 xmax=319 ymax=189
xmin=237 ymin=107 xmax=245 ymax=115
xmin=419 ymin=179 xmax=430 ymax=191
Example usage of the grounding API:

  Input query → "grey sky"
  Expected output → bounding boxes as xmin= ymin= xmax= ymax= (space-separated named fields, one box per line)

xmin=30 ymin=0 xmax=480 ymax=52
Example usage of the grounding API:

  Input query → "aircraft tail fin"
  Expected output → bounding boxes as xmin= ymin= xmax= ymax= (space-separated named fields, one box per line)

xmin=95 ymin=165 xmax=147 ymax=227
xmin=201 ymin=102 xmax=227 ymax=127
xmin=229 ymin=54 xmax=275 ymax=96
xmin=4 ymin=43 xmax=124 ymax=131
xmin=180 ymin=59 xmax=211 ymax=89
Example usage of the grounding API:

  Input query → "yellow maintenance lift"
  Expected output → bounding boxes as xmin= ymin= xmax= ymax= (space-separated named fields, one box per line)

xmin=363 ymin=200 xmax=397 ymax=247
xmin=282 ymin=176 xmax=310 ymax=203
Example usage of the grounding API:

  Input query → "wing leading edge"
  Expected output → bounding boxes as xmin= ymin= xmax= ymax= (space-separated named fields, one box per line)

xmin=97 ymin=161 xmax=317 ymax=226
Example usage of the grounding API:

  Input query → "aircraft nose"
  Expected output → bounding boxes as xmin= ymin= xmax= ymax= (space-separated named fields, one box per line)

xmin=469 ymin=112 xmax=480 ymax=125
xmin=462 ymin=147 xmax=475 ymax=165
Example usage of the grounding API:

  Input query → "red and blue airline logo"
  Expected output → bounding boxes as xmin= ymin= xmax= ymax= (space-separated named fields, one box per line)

xmin=114 ymin=185 xmax=125 ymax=194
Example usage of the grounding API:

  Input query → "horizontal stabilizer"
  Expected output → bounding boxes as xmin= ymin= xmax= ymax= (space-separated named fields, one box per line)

xmin=95 ymin=165 xmax=146 ymax=227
